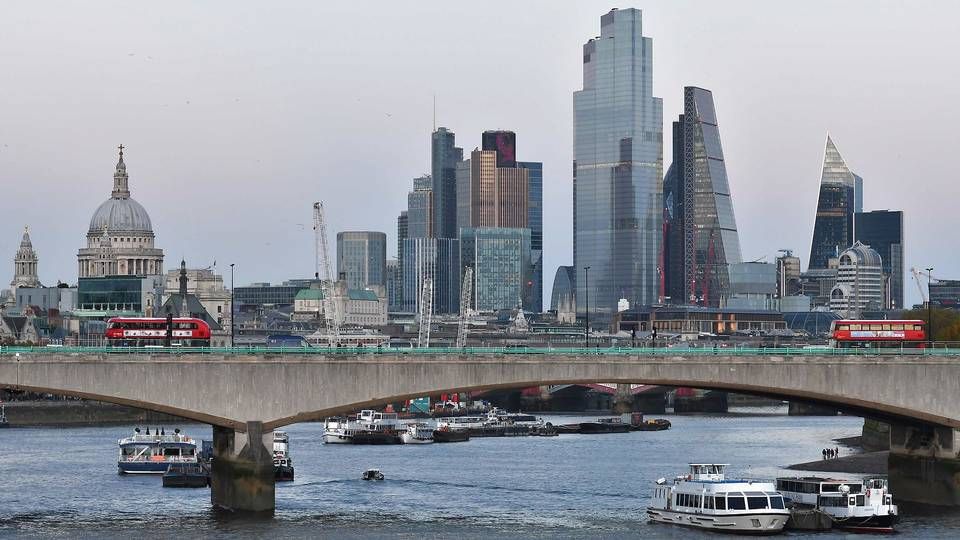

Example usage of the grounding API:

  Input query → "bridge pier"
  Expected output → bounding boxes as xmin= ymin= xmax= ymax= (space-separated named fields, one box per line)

xmin=612 ymin=383 xmax=633 ymax=414
xmin=210 ymin=421 xmax=275 ymax=514
xmin=889 ymin=425 xmax=960 ymax=506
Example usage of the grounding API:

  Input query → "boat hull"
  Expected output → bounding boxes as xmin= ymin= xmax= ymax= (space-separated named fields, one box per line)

xmin=351 ymin=431 xmax=401 ymax=445
xmin=647 ymin=508 xmax=788 ymax=535
xmin=579 ymin=422 xmax=630 ymax=434
xmin=832 ymin=512 xmax=899 ymax=532
xmin=323 ymin=432 xmax=353 ymax=444
xmin=119 ymin=461 xmax=195 ymax=474
xmin=433 ymin=430 xmax=470 ymax=443
xmin=275 ymin=465 xmax=295 ymax=482
xmin=400 ymin=433 xmax=434 ymax=444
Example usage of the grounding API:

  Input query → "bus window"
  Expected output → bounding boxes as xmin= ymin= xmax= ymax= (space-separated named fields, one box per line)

xmin=882 ymin=324 xmax=891 ymax=331
xmin=849 ymin=324 xmax=861 ymax=331
xmin=837 ymin=324 xmax=849 ymax=331
xmin=892 ymin=324 xmax=903 ymax=330
xmin=870 ymin=324 xmax=882 ymax=330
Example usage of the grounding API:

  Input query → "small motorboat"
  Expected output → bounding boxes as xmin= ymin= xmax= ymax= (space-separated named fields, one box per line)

xmin=362 ymin=468 xmax=385 ymax=481
xmin=433 ymin=426 xmax=470 ymax=443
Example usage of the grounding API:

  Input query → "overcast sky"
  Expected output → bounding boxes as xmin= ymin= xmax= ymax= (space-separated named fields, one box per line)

xmin=1 ymin=1 xmax=956 ymax=307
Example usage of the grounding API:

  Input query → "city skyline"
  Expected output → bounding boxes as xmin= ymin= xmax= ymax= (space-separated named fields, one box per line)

xmin=2 ymin=1 xmax=957 ymax=307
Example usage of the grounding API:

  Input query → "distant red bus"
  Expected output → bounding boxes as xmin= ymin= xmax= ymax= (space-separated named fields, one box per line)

xmin=829 ymin=319 xmax=926 ymax=349
xmin=105 ymin=317 xmax=211 ymax=347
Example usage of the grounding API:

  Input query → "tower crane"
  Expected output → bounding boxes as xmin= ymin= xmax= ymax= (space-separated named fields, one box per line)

xmin=417 ymin=278 xmax=434 ymax=348
xmin=313 ymin=202 xmax=340 ymax=345
xmin=456 ymin=267 xmax=474 ymax=348
xmin=911 ymin=267 xmax=939 ymax=306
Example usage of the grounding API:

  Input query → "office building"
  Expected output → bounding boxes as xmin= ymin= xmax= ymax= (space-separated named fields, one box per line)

xmin=855 ymin=210 xmax=903 ymax=309
xmin=663 ymin=87 xmax=742 ymax=307
xmin=401 ymin=237 xmax=460 ymax=315
xmin=293 ymin=281 xmax=387 ymax=327
xmin=800 ymin=267 xmax=839 ymax=308
xmin=77 ymin=147 xmax=165 ymax=278
xmin=431 ymin=128 xmax=463 ymax=239
xmin=234 ymin=280 xmax=317 ymax=308
xmin=460 ymin=227 xmax=532 ymax=312
xmin=163 ymin=266 xmax=231 ymax=328
xmin=406 ymin=176 xmax=433 ymax=239
xmin=76 ymin=275 xmax=164 ymax=314
xmin=336 ymin=231 xmax=387 ymax=291
xmin=829 ymin=242 xmax=884 ymax=317
xmin=724 ymin=262 xmax=777 ymax=311
xmin=385 ymin=259 xmax=402 ymax=311
xmin=776 ymin=250 xmax=802 ymax=298
xmin=574 ymin=8 xmax=663 ymax=318
xmin=808 ymin=135 xmax=862 ymax=270
xmin=15 ymin=286 xmax=77 ymax=314
xmin=930 ymin=280 xmax=960 ymax=309
xmin=519 ymin=161 xmax=543 ymax=312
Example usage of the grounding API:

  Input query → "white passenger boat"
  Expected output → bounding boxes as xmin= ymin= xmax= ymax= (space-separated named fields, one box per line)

xmin=776 ymin=476 xmax=898 ymax=532
xmin=117 ymin=427 xmax=198 ymax=474
xmin=400 ymin=422 xmax=435 ymax=444
xmin=323 ymin=416 xmax=359 ymax=444
xmin=273 ymin=431 xmax=294 ymax=481
xmin=436 ymin=416 xmax=487 ymax=430
xmin=647 ymin=464 xmax=789 ymax=534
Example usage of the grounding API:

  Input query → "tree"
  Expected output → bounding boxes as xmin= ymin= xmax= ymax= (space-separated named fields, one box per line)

xmin=902 ymin=308 xmax=960 ymax=342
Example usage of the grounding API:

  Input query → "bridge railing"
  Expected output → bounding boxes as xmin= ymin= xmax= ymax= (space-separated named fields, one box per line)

xmin=3 ymin=345 xmax=960 ymax=356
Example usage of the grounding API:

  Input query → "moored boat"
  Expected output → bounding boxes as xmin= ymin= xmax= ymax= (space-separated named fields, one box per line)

xmin=647 ymin=464 xmax=790 ymax=534
xmin=400 ymin=422 xmax=435 ymax=444
xmin=162 ymin=462 xmax=210 ymax=488
xmin=433 ymin=426 xmax=470 ymax=443
xmin=579 ymin=417 xmax=631 ymax=434
xmin=633 ymin=418 xmax=672 ymax=431
xmin=776 ymin=476 xmax=898 ymax=532
xmin=362 ymin=468 xmax=384 ymax=481
xmin=118 ymin=427 xmax=198 ymax=474
xmin=273 ymin=431 xmax=295 ymax=481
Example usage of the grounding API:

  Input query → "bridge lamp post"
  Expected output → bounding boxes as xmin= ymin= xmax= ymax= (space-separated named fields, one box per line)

xmin=583 ymin=266 xmax=591 ymax=348
xmin=926 ymin=267 xmax=934 ymax=347
xmin=230 ymin=263 xmax=235 ymax=347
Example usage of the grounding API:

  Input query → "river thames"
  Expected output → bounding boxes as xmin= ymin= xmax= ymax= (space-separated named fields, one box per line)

xmin=1 ymin=409 xmax=958 ymax=538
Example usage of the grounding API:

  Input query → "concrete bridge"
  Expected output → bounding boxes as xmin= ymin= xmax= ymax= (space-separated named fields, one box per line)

xmin=2 ymin=349 xmax=959 ymax=512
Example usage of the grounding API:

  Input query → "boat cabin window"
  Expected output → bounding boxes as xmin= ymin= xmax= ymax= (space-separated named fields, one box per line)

xmin=121 ymin=445 xmax=148 ymax=456
xmin=746 ymin=492 xmax=769 ymax=510
xmin=769 ymin=495 xmax=785 ymax=509
xmin=163 ymin=447 xmax=181 ymax=456
xmin=714 ymin=496 xmax=726 ymax=510
xmin=704 ymin=496 xmax=714 ymax=510
xmin=726 ymin=493 xmax=746 ymax=510
xmin=819 ymin=496 xmax=847 ymax=507
xmin=821 ymin=483 xmax=840 ymax=492
xmin=856 ymin=495 xmax=865 ymax=506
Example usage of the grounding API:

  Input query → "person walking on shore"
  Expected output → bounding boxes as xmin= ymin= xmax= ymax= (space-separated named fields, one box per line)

xmin=822 ymin=448 xmax=827 ymax=460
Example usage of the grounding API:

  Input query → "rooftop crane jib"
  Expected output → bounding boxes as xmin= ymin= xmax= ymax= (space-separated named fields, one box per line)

xmin=418 ymin=277 xmax=434 ymax=348
xmin=313 ymin=202 xmax=340 ymax=345
xmin=456 ymin=267 xmax=473 ymax=348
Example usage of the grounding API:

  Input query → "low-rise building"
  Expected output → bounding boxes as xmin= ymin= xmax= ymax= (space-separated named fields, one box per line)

xmin=164 ymin=266 xmax=230 ymax=328
xmin=619 ymin=306 xmax=786 ymax=340
xmin=293 ymin=281 xmax=387 ymax=326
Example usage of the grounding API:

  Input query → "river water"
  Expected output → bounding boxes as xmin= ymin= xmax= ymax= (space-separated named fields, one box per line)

xmin=1 ymin=409 xmax=958 ymax=538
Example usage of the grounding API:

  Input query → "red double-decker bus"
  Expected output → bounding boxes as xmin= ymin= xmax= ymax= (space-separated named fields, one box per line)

xmin=105 ymin=317 xmax=212 ymax=347
xmin=829 ymin=319 xmax=926 ymax=349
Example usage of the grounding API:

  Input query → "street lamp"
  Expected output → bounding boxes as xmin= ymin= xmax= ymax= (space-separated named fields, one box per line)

xmin=926 ymin=267 xmax=934 ymax=347
xmin=583 ymin=266 xmax=591 ymax=348
xmin=230 ymin=263 xmax=235 ymax=347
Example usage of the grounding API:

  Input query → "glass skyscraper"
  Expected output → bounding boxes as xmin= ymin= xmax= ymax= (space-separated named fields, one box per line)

xmin=407 ymin=175 xmax=433 ymax=239
xmin=336 ymin=231 xmax=387 ymax=290
xmin=809 ymin=135 xmax=863 ymax=270
xmin=663 ymin=87 xmax=742 ymax=307
xmin=519 ymin=161 xmax=543 ymax=312
xmin=855 ymin=210 xmax=904 ymax=309
xmin=431 ymin=127 xmax=463 ymax=240
xmin=460 ymin=227 xmax=532 ymax=312
xmin=574 ymin=8 xmax=663 ymax=319
xmin=401 ymin=237 xmax=460 ymax=315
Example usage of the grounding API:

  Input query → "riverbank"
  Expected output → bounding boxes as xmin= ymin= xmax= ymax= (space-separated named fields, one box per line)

xmin=2 ymin=400 xmax=188 ymax=427
xmin=787 ymin=450 xmax=889 ymax=475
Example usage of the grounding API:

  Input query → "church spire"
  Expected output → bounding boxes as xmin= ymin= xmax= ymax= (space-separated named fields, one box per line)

xmin=112 ymin=144 xmax=130 ymax=199
xmin=12 ymin=225 xmax=40 ymax=291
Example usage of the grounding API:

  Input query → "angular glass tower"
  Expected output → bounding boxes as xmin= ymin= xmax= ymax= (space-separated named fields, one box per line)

xmin=519 ymin=161 xmax=543 ymax=312
xmin=663 ymin=87 xmax=742 ymax=307
xmin=808 ymin=135 xmax=863 ymax=270
xmin=574 ymin=8 xmax=663 ymax=318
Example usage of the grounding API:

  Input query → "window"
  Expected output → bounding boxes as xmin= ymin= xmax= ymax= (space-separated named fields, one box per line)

xmin=747 ymin=496 xmax=769 ymax=510
xmin=770 ymin=496 xmax=784 ymax=509
xmin=727 ymin=496 xmax=746 ymax=510
xmin=715 ymin=496 xmax=726 ymax=510
xmin=849 ymin=324 xmax=862 ymax=331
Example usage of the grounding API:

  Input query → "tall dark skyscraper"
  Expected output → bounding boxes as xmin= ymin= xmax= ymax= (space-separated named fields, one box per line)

xmin=855 ymin=210 xmax=904 ymax=309
xmin=808 ymin=135 xmax=863 ymax=270
xmin=574 ymin=8 xmax=663 ymax=318
xmin=663 ymin=87 xmax=742 ymax=307
xmin=519 ymin=161 xmax=543 ymax=312
xmin=431 ymin=127 xmax=463 ymax=239
xmin=482 ymin=130 xmax=517 ymax=168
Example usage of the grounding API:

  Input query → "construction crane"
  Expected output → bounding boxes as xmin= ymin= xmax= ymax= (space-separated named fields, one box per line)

xmin=911 ymin=267 xmax=940 ymax=306
xmin=456 ymin=267 xmax=474 ymax=348
xmin=313 ymin=202 xmax=340 ymax=345
xmin=417 ymin=278 xmax=434 ymax=348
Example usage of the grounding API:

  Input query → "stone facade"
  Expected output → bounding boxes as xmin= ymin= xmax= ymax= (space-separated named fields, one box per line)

xmin=11 ymin=226 xmax=40 ymax=293
xmin=77 ymin=147 xmax=164 ymax=278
